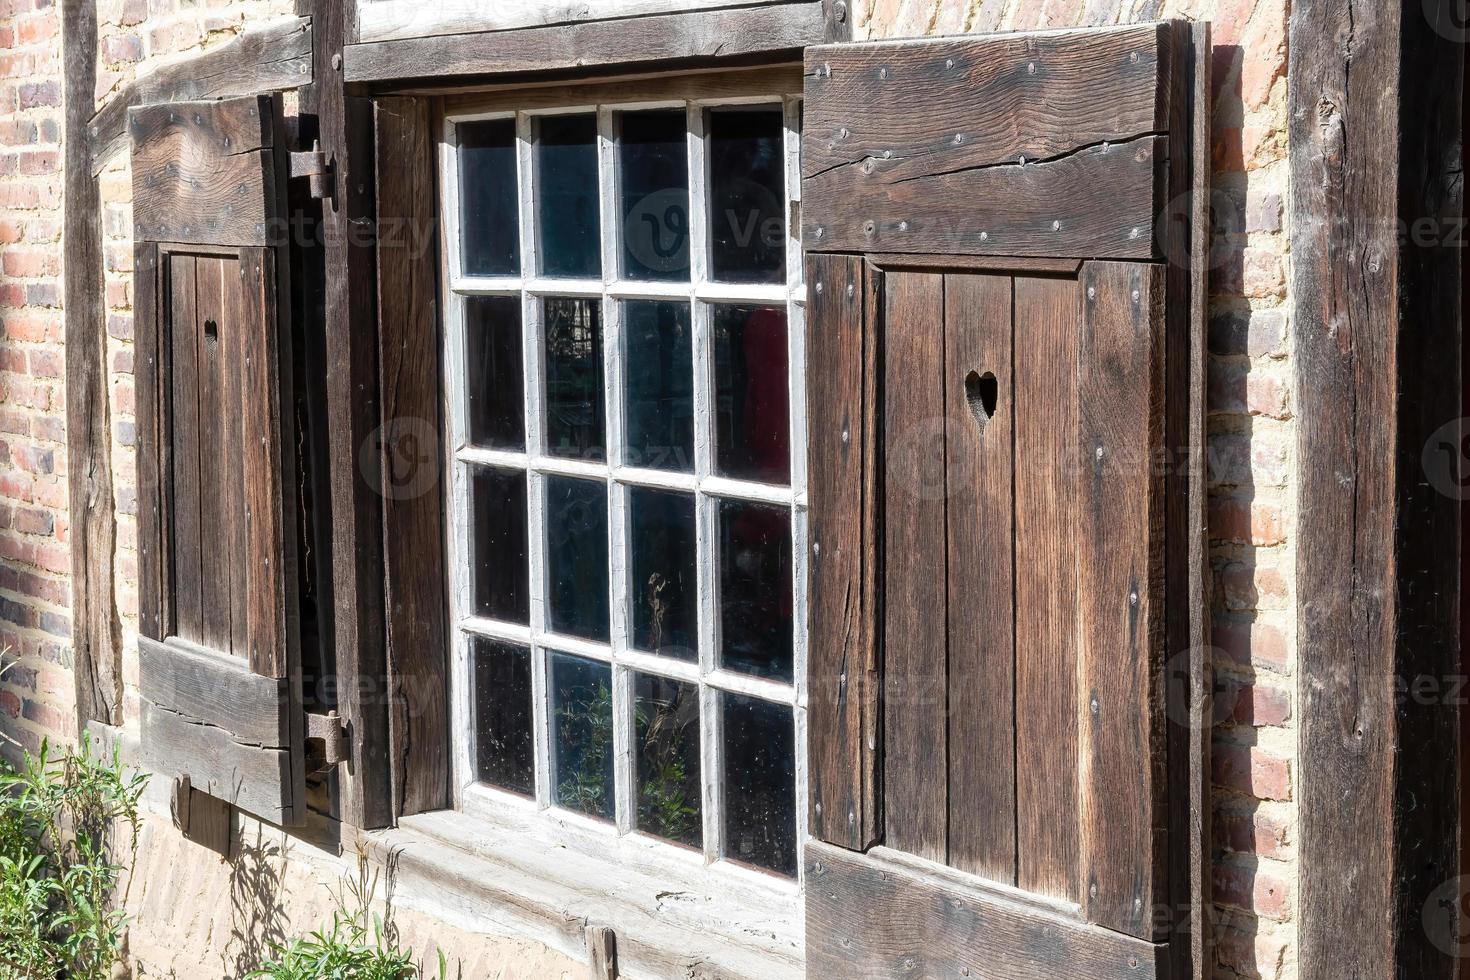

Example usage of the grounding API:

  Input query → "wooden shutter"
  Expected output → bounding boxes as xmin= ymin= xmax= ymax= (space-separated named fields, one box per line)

xmin=132 ymin=94 xmax=306 ymax=828
xmin=804 ymin=21 xmax=1211 ymax=980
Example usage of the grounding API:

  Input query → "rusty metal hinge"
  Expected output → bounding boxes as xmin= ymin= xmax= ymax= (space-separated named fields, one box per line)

xmin=306 ymin=710 xmax=347 ymax=773
xmin=290 ymin=141 xmax=333 ymax=201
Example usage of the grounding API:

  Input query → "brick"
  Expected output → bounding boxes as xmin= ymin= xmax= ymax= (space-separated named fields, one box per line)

xmin=1219 ymin=806 xmax=1293 ymax=861
xmin=1247 ymin=191 xmax=1284 ymax=234
xmin=11 ymin=505 xmax=53 ymax=536
xmin=17 ymin=80 xmax=59 ymax=109
xmin=0 ymin=689 xmax=18 ymax=719
xmin=27 ymin=349 xmax=62 ymax=379
xmin=1216 ymin=921 xmax=1291 ymax=979
xmin=102 ymin=31 xmax=143 ymax=63
xmin=1209 ymin=498 xmax=1286 ymax=547
xmin=1214 ymin=743 xmax=1293 ymax=801
xmin=2 ymin=249 xmax=59 ymax=279
xmin=1214 ymin=860 xmax=1291 ymax=921
xmin=1243 ymin=246 xmax=1286 ymax=299
xmin=1229 ymin=681 xmax=1293 ymax=728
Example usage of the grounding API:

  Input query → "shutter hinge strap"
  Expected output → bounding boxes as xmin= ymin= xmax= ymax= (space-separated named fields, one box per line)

xmin=289 ymin=141 xmax=333 ymax=201
xmin=306 ymin=710 xmax=348 ymax=771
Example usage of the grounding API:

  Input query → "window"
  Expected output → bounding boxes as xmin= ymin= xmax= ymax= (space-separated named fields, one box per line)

xmin=440 ymin=89 xmax=807 ymax=882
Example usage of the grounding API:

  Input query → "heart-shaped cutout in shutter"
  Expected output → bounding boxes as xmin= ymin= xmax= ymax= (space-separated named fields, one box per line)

xmin=965 ymin=370 xmax=998 ymax=435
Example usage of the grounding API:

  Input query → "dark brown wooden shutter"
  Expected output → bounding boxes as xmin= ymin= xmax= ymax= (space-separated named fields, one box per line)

xmin=132 ymin=94 xmax=306 ymax=828
xmin=804 ymin=20 xmax=1211 ymax=980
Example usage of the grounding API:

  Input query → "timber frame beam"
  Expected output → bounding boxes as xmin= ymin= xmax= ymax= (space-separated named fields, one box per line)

xmin=1291 ymin=1 xmax=1463 ymax=977
xmin=62 ymin=0 xmax=121 ymax=728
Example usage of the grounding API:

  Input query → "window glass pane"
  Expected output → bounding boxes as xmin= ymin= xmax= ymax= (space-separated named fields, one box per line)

xmin=707 ymin=108 xmax=785 ymax=284
xmin=458 ymin=119 xmax=520 ymax=277
xmin=718 ymin=499 xmax=792 ymax=680
xmin=551 ymin=652 xmax=615 ymax=821
xmin=618 ymin=110 xmax=690 ymax=282
xmin=623 ymin=300 xmax=693 ymax=472
xmin=722 ymin=693 xmax=795 ymax=875
xmin=536 ymin=114 xmax=601 ymax=278
xmin=713 ymin=305 xmax=790 ymax=484
xmin=629 ymin=488 xmax=697 ymax=661
xmin=465 ymin=295 xmax=524 ymax=449
xmin=472 ymin=637 xmax=534 ymax=795
xmin=471 ymin=467 xmax=529 ymax=624
xmin=544 ymin=297 xmax=605 ymax=461
xmin=546 ymin=476 xmax=610 ymax=641
xmin=634 ymin=673 xmax=701 ymax=847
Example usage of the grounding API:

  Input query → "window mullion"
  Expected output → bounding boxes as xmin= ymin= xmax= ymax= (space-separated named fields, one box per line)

xmin=516 ymin=110 xmax=555 ymax=810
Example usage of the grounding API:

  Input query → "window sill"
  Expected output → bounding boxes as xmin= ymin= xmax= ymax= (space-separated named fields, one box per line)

xmin=366 ymin=805 xmax=804 ymax=980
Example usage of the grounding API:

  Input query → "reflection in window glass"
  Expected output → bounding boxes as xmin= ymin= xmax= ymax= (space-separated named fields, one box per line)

xmin=713 ymin=305 xmax=790 ymax=484
xmin=471 ymin=467 xmax=529 ymax=624
xmin=634 ymin=673 xmax=702 ymax=847
xmin=537 ymin=114 xmax=601 ymax=278
xmin=458 ymin=119 xmax=520 ymax=277
xmin=722 ymin=693 xmax=795 ymax=875
xmin=629 ymin=488 xmax=697 ymax=661
xmin=473 ymin=637 xmax=534 ymax=795
xmin=544 ymin=297 xmax=605 ymax=460
xmin=619 ymin=110 xmax=690 ymax=282
xmin=552 ymin=652 xmax=615 ymax=821
xmin=623 ymin=301 xmax=693 ymax=472
xmin=707 ymin=108 xmax=786 ymax=284
xmin=718 ymin=499 xmax=792 ymax=680
xmin=465 ymin=296 xmax=524 ymax=450
xmin=545 ymin=476 xmax=610 ymax=642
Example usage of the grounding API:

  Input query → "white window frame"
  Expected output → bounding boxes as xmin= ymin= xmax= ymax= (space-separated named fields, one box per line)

xmin=435 ymin=74 xmax=809 ymax=946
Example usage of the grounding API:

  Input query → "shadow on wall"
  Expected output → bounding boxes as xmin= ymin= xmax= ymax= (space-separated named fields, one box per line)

xmin=223 ymin=827 xmax=291 ymax=979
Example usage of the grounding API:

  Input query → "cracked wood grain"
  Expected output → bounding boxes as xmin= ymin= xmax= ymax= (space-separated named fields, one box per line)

xmin=806 ymin=252 xmax=881 ymax=850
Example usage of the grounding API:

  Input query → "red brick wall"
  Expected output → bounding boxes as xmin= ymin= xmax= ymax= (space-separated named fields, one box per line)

xmin=0 ymin=0 xmax=76 ymax=761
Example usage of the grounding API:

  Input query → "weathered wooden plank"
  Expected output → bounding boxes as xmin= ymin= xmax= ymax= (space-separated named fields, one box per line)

xmin=140 ymin=698 xmax=293 ymax=827
xmin=168 ymin=253 xmax=203 ymax=644
xmin=941 ymin=273 xmax=1014 ymax=884
xmin=805 ymin=252 xmax=879 ymax=850
xmin=129 ymin=96 xmax=280 ymax=247
xmin=1077 ymin=261 xmax=1166 ymax=939
xmin=1012 ymin=274 xmax=1082 ymax=904
xmin=192 ymin=255 xmax=233 ymax=653
xmin=343 ymin=1 xmax=836 ymax=84
xmin=89 ymin=16 xmax=311 ymax=174
xmin=804 ymin=24 xmax=1167 ymax=179
xmin=237 ymin=246 xmax=294 ymax=681
xmin=135 ymin=241 xmax=166 ymax=644
xmin=1162 ymin=20 xmax=1212 ymax=980
xmin=805 ymin=134 xmax=1165 ymax=259
xmin=881 ymin=270 xmax=946 ymax=864
xmin=63 ymin=0 xmax=120 ymax=726
xmin=312 ymin=0 xmax=395 ymax=829
xmin=805 ymin=841 xmax=1168 ymax=980
xmin=138 ymin=635 xmax=288 ymax=748
xmin=219 ymin=250 xmax=251 ymax=662
xmin=355 ymin=0 xmax=800 ymax=45
xmin=239 ymin=243 xmax=306 ymax=827
xmin=375 ymin=96 xmax=449 ymax=819
xmin=803 ymin=24 xmax=1169 ymax=258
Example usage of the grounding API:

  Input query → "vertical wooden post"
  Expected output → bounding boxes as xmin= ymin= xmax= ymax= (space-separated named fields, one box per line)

xmin=1292 ymin=1 xmax=1463 ymax=975
xmin=62 ymin=0 xmax=122 ymax=728
xmin=308 ymin=0 xmax=393 ymax=828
